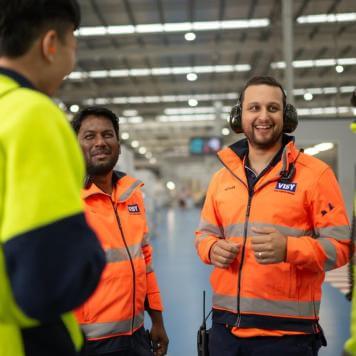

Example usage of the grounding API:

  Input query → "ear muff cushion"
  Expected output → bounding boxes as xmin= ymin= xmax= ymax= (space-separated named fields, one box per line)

xmin=229 ymin=104 xmax=243 ymax=133
xmin=283 ymin=104 xmax=298 ymax=133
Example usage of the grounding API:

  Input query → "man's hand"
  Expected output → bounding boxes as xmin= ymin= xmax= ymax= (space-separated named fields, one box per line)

xmin=210 ymin=239 xmax=240 ymax=268
xmin=150 ymin=323 xmax=169 ymax=356
xmin=251 ymin=227 xmax=287 ymax=264
xmin=147 ymin=309 xmax=169 ymax=356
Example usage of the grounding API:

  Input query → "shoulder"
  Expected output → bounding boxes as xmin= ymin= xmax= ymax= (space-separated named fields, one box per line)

xmin=297 ymin=152 xmax=330 ymax=177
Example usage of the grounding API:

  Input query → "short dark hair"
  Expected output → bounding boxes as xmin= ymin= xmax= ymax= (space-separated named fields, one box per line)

xmin=239 ymin=76 xmax=287 ymax=109
xmin=72 ymin=107 xmax=120 ymax=139
xmin=0 ymin=0 xmax=80 ymax=57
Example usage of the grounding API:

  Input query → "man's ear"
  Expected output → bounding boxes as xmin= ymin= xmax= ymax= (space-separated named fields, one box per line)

xmin=41 ymin=30 xmax=58 ymax=62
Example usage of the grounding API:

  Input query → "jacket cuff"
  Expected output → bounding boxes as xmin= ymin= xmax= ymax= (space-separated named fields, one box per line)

xmin=198 ymin=236 xmax=219 ymax=264
xmin=147 ymin=292 xmax=163 ymax=311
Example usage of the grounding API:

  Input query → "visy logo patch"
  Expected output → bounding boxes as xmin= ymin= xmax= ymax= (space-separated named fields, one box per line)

xmin=128 ymin=204 xmax=140 ymax=213
xmin=275 ymin=182 xmax=297 ymax=193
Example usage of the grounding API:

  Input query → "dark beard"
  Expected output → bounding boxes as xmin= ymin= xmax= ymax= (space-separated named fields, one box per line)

xmin=247 ymin=128 xmax=282 ymax=150
xmin=86 ymin=155 xmax=118 ymax=176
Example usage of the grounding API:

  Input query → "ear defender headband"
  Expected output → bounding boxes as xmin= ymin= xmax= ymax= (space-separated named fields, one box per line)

xmin=229 ymin=96 xmax=298 ymax=134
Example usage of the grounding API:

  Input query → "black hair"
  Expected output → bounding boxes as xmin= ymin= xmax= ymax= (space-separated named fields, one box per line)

xmin=0 ymin=0 xmax=80 ymax=57
xmin=351 ymin=89 xmax=356 ymax=108
xmin=239 ymin=76 xmax=287 ymax=109
xmin=72 ymin=107 xmax=120 ymax=139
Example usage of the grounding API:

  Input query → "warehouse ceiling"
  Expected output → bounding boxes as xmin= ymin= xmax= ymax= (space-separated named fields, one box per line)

xmin=58 ymin=0 xmax=356 ymax=170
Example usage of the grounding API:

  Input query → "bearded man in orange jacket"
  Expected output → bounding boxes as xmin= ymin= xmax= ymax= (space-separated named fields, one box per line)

xmin=72 ymin=107 xmax=169 ymax=356
xmin=195 ymin=76 xmax=350 ymax=356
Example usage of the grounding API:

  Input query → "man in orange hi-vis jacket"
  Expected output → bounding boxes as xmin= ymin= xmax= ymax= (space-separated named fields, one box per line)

xmin=195 ymin=76 xmax=350 ymax=356
xmin=72 ymin=107 xmax=169 ymax=356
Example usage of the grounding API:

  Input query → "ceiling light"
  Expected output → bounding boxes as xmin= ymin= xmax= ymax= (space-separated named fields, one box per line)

xmin=69 ymin=64 xmax=250 ymax=82
xmin=184 ymin=32 xmax=196 ymax=41
xmin=131 ymin=140 xmax=139 ymax=148
xmin=70 ymin=104 xmax=80 ymax=113
xmin=149 ymin=158 xmax=157 ymax=164
xmin=335 ymin=65 xmax=344 ymax=73
xmin=304 ymin=92 xmax=313 ymax=101
xmin=123 ymin=110 xmax=138 ymax=116
xmin=166 ymin=181 xmax=176 ymax=190
xmin=186 ymin=73 xmax=198 ymax=81
xmin=76 ymin=19 xmax=270 ymax=38
xmin=314 ymin=142 xmax=334 ymax=151
xmin=297 ymin=12 xmax=356 ymax=24
xmin=138 ymin=147 xmax=147 ymax=154
xmin=145 ymin=152 xmax=153 ymax=159
xmin=304 ymin=147 xmax=320 ymax=156
xmin=271 ymin=57 xmax=356 ymax=70
xmin=121 ymin=132 xmax=130 ymax=140
xmin=188 ymin=99 xmax=198 ymax=107
xmin=222 ymin=128 xmax=230 ymax=136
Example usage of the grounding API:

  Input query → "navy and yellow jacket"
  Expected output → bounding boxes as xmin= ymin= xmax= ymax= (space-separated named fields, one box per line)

xmin=0 ymin=68 xmax=105 ymax=356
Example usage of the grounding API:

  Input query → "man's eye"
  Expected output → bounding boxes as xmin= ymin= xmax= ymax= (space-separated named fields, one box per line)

xmin=84 ymin=135 xmax=94 ymax=140
xmin=269 ymin=106 xmax=279 ymax=112
xmin=104 ymin=133 xmax=113 ymax=138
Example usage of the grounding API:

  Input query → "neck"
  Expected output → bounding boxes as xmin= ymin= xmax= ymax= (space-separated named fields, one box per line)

xmin=247 ymin=139 xmax=282 ymax=175
xmin=91 ymin=171 xmax=114 ymax=195
xmin=0 ymin=53 xmax=48 ymax=94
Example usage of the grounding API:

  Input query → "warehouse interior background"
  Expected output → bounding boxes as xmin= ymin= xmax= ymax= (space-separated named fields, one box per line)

xmin=55 ymin=2 xmax=355 ymax=354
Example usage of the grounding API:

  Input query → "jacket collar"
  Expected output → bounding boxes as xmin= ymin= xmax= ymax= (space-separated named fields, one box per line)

xmin=217 ymin=134 xmax=299 ymax=181
xmin=82 ymin=170 xmax=143 ymax=202
xmin=0 ymin=67 xmax=36 ymax=90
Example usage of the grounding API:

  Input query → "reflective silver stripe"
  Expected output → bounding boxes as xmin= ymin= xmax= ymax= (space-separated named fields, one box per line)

xmin=315 ymin=225 xmax=350 ymax=241
xmin=197 ymin=219 xmax=224 ymax=237
xmin=199 ymin=221 xmax=315 ymax=240
xmin=317 ymin=238 xmax=337 ymax=271
xmin=213 ymin=293 xmax=319 ymax=317
xmin=106 ymin=242 xmax=142 ymax=263
xmin=141 ymin=233 xmax=150 ymax=247
xmin=81 ymin=312 xmax=144 ymax=338
xmin=223 ymin=224 xmax=245 ymax=238
xmin=248 ymin=223 xmax=313 ymax=238
xmin=223 ymin=222 xmax=313 ymax=238
xmin=146 ymin=263 xmax=154 ymax=273
xmin=119 ymin=180 xmax=143 ymax=201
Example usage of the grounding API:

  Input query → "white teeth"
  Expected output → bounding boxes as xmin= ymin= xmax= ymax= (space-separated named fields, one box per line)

xmin=255 ymin=125 xmax=271 ymax=129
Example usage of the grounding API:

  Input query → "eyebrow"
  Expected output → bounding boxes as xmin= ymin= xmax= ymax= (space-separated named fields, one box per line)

xmin=246 ymin=101 xmax=281 ymax=106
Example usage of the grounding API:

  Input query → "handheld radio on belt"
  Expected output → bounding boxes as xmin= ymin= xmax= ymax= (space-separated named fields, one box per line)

xmin=197 ymin=291 xmax=211 ymax=356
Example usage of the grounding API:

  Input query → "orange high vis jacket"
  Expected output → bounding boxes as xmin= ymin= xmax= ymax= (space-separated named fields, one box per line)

xmin=195 ymin=137 xmax=350 ymax=336
xmin=75 ymin=172 xmax=163 ymax=340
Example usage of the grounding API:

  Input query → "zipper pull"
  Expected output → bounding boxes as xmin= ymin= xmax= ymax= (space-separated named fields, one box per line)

xmin=235 ymin=314 xmax=241 ymax=327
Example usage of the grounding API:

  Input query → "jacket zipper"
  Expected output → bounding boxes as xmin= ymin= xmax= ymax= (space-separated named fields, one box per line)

xmin=236 ymin=192 xmax=252 ymax=326
xmin=111 ymin=200 xmax=136 ymax=333
xmin=217 ymin=156 xmax=252 ymax=327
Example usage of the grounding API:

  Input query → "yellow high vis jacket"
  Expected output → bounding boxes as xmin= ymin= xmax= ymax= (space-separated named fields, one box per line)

xmin=195 ymin=137 xmax=350 ymax=336
xmin=0 ymin=69 xmax=105 ymax=356
xmin=344 ymin=194 xmax=356 ymax=356
xmin=75 ymin=172 xmax=163 ymax=341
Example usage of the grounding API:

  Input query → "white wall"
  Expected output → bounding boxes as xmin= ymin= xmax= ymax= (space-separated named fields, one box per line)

xmin=294 ymin=118 xmax=356 ymax=217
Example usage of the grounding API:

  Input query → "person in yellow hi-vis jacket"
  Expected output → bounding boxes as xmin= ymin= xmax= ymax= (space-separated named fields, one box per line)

xmin=343 ymin=90 xmax=356 ymax=356
xmin=0 ymin=1 xmax=105 ymax=355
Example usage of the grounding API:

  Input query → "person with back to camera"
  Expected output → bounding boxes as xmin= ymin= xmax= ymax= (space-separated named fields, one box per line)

xmin=195 ymin=76 xmax=350 ymax=356
xmin=0 ymin=1 xmax=106 ymax=355
xmin=343 ymin=89 xmax=356 ymax=356
xmin=72 ymin=107 xmax=169 ymax=356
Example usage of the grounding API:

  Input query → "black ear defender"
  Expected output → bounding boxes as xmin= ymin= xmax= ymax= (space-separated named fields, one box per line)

xmin=229 ymin=100 xmax=299 ymax=134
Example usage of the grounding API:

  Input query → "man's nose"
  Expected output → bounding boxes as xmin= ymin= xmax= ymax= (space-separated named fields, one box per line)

xmin=258 ymin=107 xmax=269 ymax=120
xmin=93 ymin=135 xmax=106 ymax=146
